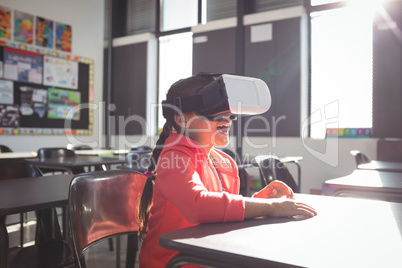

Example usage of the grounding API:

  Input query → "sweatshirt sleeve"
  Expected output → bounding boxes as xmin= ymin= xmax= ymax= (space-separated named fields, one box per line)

xmin=155 ymin=150 xmax=245 ymax=224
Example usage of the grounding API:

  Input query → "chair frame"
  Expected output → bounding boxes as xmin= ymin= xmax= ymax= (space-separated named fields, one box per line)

xmin=69 ymin=170 xmax=147 ymax=268
xmin=253 ymin=155 xmax=300 ymax=193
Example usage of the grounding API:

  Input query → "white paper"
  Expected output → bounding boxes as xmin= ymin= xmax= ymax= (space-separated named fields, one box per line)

xmin=44 ymin=56 xmax=79 ymax=90
xmin=0 ymin=80 xmax=14 ymax=104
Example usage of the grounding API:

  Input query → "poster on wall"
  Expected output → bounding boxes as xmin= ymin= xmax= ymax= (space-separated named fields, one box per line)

xmin=47 ymin=87 xmax=80 ymax=120
xmin=43 ymin=55 xmax=78 ymax=89
xmin=13 ymin=10 xmax=34 ymax=44
xmin=19 ymin=85 xmax=47 ymax=118
xmin=0 ymin=104 xmax=19 ymax=127
xmin=55 ymin=22 xmax=71 ymax=52
xmin=3 ymin=47 xmax=43 ymax=84
xmin=36 ymin=17 xmax=54 ymax=48
xmin=0 ymin=80 xmax=13 ymax=104
xmin=0 ymin=6 xmax=12 ymax=40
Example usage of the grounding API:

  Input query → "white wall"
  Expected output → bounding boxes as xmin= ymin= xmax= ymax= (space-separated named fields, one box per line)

xmin=0 ymin=0 xmax=105 ymax=151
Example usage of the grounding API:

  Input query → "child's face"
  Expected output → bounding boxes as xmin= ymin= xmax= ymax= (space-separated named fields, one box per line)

xmin=178 ymin=112 xmax=233 ymax=152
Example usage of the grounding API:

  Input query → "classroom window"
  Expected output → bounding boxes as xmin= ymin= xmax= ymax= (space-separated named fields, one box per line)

xmin=206 ymin=0 xmax=236 ymax=22
xmin=158 ymin=32 xmax=193 ymax=132
xmin=310 ymin=5 xmax=373 ymax=138
xmin=161 ymin=0 xmax=198 ymax=31
xmin=127 ymin=0 xmax=156 ymax=35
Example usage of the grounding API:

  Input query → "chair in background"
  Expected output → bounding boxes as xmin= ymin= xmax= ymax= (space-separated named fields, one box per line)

xmin=350 ymin=150 xmax=370 ymax=167
xmin=253 ymin=155 xmax=300 ymax=193
xmin=36 ymin=147 xmax=86 ymax=174
xmin=0 ymin=145 xmax=12 ymax=153
xmin=125 ymin=150 xmax=152 ymax=173
xmin=0 ymin=159 xmax=74 ymax=268
xmin=66 ymin=144 xmax=93 ymax=151
xmin=131 ymin=145 xmax=152 ymax=152
xmin=69 ymin=170 xmax=147 ymax=268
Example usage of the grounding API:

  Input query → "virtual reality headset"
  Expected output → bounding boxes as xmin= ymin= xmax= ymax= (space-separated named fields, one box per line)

xmin=162 ymin=74 xmax=271 ymax=121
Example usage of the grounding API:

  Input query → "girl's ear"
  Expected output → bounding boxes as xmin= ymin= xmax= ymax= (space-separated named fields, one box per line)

xmin=174 ymin=114 xmax=187 ymax=128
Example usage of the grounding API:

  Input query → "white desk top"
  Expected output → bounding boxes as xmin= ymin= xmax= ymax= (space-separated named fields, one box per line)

xmin=0 ymin=152 xmax=37 ymax=159
xmin=160 ymin=194 xmax=402 ymax=268
xmin=74 ymin=149 xmax=129 ymax=156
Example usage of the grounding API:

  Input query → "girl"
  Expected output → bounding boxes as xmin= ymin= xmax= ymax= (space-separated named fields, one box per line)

xmin=138 ymin=74 xmax=317 ymax=268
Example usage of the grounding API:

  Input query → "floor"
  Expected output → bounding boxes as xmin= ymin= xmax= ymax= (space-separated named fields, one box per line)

xmin=6 ymin=213 xmax=140 ymax=268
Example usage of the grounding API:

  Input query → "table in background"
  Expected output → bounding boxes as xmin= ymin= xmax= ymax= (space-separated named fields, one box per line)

xmin=160 ymin=194 xmax=402 ymax=268
xmin=27 ymin=155 xmax=125 ymax=174
xmin=74 ymin=149 xmax=129 ymax=156
xmin=0 ymin=174 xmax=74 ymax=267
xmin=358 ymin=160 xmax=402 ymax=172
xmin=0 ymin=152 xmax=37 ymax=159
xmin=323 ymin=169 xmax=402 ymax=202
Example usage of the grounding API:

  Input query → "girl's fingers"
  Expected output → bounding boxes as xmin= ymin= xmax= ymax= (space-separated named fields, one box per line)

xmin=295 ymin=202 xmax=317 ymax=215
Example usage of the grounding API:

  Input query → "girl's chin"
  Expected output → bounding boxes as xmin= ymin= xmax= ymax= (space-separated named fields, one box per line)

xmin=213 ymin=138 xmax=229 ymax=148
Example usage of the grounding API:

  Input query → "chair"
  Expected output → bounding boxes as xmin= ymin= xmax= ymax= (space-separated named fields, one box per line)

xmin=0 ymin=159 xmax=74 ymax=268
xmin=37 ymin=147 xmax=86 ymax=174
xmin=66 ymin=144 xmax=93 ymax=151
xmin=131 ymin=145 xmax=152 ymax=152
xmin=0 ymin=145 xmax=12 ymax=153
xmin=69 ymin=170 xmax=147 ymax=268
xmin=350 ymin=150 xmax=370 ymax=167
xmin=125 ymin=150 xmax=152 ymax=172
xmin=253 ymin=155 xmax=300 ymax=193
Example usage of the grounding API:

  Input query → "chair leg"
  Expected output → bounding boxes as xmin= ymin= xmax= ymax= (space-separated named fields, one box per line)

xmin=108 ymin=238 xmax=114 ymax=251
xmin=125 ymin=233 xmax=138 ymax=268
xmin=20 ymin=213 xmax=24 ymax=247
xmin=1 ymin=216 xmax=9 ymax=268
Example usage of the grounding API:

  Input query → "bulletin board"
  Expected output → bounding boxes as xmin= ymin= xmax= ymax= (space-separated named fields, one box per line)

xmin=0 ymin=41 xmax=93 ymax=135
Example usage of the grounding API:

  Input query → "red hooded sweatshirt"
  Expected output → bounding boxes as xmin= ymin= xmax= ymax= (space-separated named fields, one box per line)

xmin=139 ymin=133 xmax=245 ymax=268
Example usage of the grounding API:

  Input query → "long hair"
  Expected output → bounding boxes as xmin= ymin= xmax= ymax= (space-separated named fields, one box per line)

xmin=138 ymin=74 xmax=215 ymax=240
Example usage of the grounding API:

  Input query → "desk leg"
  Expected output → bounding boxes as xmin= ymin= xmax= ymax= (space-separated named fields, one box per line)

xmin=0 ymin=216 xmax=9 ymax=268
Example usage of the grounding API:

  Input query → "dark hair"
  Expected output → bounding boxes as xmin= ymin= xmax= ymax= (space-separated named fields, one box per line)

xmin=138 ymin=74 xmax=215 ymax=240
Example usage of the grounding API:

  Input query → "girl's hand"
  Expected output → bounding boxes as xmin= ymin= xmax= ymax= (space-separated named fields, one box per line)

xmin=253 ymin=180 xmax=294 ymax=199
xmin=268 ymin=198 xmax=317 ymax=218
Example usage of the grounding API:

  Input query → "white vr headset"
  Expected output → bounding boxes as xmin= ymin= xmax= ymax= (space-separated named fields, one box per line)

xmin=162 ymin=74 xmax=271 ymax=121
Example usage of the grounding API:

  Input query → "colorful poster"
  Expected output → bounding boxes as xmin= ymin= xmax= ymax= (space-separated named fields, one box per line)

xmin=43 ymin=55 xmax=78 ymax=89
xmin=55 ymin=22 xmax=71 ymax=52
xmin=0 ymin=80 xmax=13 ymax=104
xmin=47 ymin=88 xmax=80 ymax=120
xmin=3 ymin=47 xmax=43 ymax=84
xmin=0 ymin=104 xmax=19 ymax=127
xmin=14 ymin=10 xmax=34 ymax=44
xmin=36 ymin=17 xmax=54 ymax=48
xmin=0 ymin=6 xmax=12 ymax=40
xmin=19 ymin=85 xmax=47 ymax=118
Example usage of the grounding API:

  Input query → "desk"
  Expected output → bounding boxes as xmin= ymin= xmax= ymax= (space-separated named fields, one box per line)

xmin=160 ymin=194 xmax=402 ymax=268
xmin=358 ymin=160 xmax=402 ymax=172
xmin=0 ymin=174 xmax=74 ymax=267
xmin=27 ymin=155 xmax=125 ymax=174
xmin=74 ymin=149 xmax=129 ymax=156
xmin=323 ymin=170 xmax=402 ymax=202
xmin=0 ymin=152 xmax=37 ymax=159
